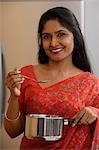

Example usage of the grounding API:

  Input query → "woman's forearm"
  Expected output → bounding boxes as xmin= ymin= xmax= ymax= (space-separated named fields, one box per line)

xmin=4 ymin=95 xmax=24 ymax=138
xmin=5 ymin=95 xmax=20 ymax=119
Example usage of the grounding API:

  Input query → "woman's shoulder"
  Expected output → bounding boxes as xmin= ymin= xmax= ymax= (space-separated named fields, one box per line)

xmin=20 ymin=64 xmax=43 ymax=77
xmin=85 ymin=72 xmax=98 ymax=80
xmin=20 ymin=64 xmax=39 ymax=71
xmin=20 ymin=64 xmax=37 ymax=76
xmin=81 ymin=71 xmax=99 ymax=85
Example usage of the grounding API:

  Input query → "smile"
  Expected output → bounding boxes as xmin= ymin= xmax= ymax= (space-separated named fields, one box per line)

xmin=50 ymin=48 xmax=64 ymax=53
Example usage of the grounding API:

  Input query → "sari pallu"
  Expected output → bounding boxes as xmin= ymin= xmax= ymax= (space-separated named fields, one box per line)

xmin=90 ymin=107 xmax=99 ymax=150
xmin=61 ymin=114 xmax=99 ymax=150
xmin=19 ymin=65 xmax=99 ymax=149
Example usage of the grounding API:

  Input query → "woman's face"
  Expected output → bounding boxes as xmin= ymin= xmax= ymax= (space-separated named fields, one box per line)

xmin=41 ymin=20 xmax=74 ymax=62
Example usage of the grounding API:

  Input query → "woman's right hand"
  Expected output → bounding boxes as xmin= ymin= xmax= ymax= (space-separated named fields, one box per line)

xmin=5 ymin=68 xmax=24 ymax=97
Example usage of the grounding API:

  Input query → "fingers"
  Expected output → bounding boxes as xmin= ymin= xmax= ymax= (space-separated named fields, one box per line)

xmin=78 ymin=113 xmax=89 ymax=125
xmin=72 ymin=107 xmax=97 ymax=127
xmin=72 ymin=108 xmax=85 ymax=126
xmin=5 ymin=68 xmax=23 ymax=86
xmin=87 ymin=114 xmax=97 ymax=124
xmin=5 ymin=67 xmax=24 ymax=96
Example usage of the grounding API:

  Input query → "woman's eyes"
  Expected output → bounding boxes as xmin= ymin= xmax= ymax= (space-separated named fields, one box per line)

xmin=57 ymin=32 xmax=66 ymax=38
xmin=42 ymin=32 xmax=68 ymax=40
xmin=42 ymin=34 xmax=50 ymax=40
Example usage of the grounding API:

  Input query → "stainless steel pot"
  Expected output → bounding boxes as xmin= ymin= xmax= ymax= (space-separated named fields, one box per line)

xmin=25 ymin=114 xmax=74 ymax=141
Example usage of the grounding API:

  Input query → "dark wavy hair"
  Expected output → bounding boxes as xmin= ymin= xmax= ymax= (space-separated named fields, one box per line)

xmin=37 ymin=7 xmax=92 ymax=73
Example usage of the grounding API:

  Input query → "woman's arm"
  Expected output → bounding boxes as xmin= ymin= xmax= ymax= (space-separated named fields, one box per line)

xmin=72 ymin=78 xmax=99 ymax=126
xmin=4 ymin=68 xmax=25 ymax=138
xmin=4 ymin=95 xmax=25 ymax=138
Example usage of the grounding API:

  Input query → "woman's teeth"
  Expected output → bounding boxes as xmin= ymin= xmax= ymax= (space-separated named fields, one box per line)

xmin=51 ymin=48 xmax=63 ymax=53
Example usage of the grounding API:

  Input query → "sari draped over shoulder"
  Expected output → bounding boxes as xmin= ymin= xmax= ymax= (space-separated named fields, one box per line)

xmin=18 ymin=65 xmax=99 ymax=150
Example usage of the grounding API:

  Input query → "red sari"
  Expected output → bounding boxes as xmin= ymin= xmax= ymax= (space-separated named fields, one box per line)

xmin=18 ymin=65 xmax=99 ymax=150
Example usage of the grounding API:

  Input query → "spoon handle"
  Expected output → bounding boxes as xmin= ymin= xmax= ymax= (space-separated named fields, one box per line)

xmin=22 ymin=75 xmax=48 ymax=83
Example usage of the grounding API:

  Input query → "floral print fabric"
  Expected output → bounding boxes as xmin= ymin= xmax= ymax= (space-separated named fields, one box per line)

xmin=18 ymin=65 xmax=99 ymax=150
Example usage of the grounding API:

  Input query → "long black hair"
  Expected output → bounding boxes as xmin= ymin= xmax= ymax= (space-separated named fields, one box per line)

xmin=37 ymin=7 xmax=92 ymax=73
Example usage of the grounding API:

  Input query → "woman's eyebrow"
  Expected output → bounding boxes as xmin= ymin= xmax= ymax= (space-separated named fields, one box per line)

xmin=42 ymin=33 xmax=49 ymax=36
xmin=42 ymin=30 xmax=67 ymax=35
xmin=55 ymin=30 xmax=67 ymax=33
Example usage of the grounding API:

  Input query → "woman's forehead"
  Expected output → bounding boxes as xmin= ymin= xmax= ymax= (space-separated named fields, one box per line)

xmin=42 ymin=20 xmax=70 ymax=33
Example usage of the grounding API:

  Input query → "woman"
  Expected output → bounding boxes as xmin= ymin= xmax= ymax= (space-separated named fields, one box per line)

xmin=4 ymin=7 xmax=99 ymax=149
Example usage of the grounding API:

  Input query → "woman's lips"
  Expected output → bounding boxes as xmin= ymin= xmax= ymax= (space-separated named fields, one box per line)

xmin=50 ymin=48 xmax=64 ymax=53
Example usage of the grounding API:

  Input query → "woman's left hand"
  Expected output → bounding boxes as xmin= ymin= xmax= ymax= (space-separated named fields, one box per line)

xmin=72 ymin=107 xmax=98 ymax=127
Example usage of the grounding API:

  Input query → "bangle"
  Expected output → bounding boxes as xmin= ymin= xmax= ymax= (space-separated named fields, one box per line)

xmin=4 ymin=111 xmax=20 ymax=122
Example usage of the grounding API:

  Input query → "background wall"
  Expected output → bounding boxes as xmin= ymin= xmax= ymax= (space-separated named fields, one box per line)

xmin=0 ymin=2 xmax=3 ymax=149
xmin=0 ymin=2 xmax=2 ymax=44
xmin=84 ymin=0 xmax=99 ymax=76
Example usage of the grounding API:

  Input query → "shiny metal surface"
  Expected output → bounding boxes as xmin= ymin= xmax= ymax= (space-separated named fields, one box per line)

xmin=25 ymin=114 xmax=63 ymax=141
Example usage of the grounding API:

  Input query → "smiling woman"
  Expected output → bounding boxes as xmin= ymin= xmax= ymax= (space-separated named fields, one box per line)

xmin=41 ymin=20 xmax=74 ymax=62
xmin=4 ymin=7 xmax=99 ymax=150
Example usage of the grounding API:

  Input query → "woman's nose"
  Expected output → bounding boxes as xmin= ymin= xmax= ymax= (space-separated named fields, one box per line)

xmin=50 ymin=37 xmax=58 ymax=47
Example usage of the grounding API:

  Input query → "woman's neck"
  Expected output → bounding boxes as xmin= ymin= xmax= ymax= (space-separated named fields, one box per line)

xmin=46 ymin=58 xmax=75 ymax=75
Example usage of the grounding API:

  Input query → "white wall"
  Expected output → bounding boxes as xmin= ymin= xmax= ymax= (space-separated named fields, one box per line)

xmin=0 ymin=2 xmax=3 ymax=149
xmin=0 ymin=2 xmax=2 ymax=44
xmin=84 ymin=0 xmax=99 ymax=76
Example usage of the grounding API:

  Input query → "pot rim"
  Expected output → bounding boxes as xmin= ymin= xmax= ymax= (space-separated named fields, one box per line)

xmin=26 ymin=114 xmax=63 ymax=119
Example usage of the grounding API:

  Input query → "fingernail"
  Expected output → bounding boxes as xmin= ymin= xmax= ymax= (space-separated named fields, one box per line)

xmin=20 ymin=79 xmax=24 ymax=83
xmin=22 ymin=77 xmax=25 ymax=81
xmin=72 ymin=123 xmax=76 ymax=127
xmin=17 ymin=70 xmax=21 ymax=73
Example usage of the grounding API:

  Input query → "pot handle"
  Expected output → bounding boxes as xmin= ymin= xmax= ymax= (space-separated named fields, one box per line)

xmin=64 ymin=118 xmax=74 ymax=126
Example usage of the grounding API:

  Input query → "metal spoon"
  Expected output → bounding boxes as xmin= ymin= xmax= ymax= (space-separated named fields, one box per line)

xmin=22 ymin=75 xmax=49 ymax=83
